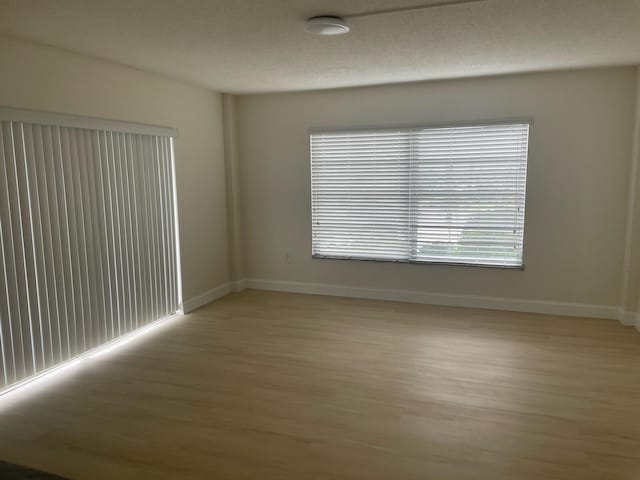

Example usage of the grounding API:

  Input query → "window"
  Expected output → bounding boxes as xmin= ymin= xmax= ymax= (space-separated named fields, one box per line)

xmin=310 ymin=122 xmax=529 ymax=267
xmin=0 ymin=107 xmax=180 ymax=391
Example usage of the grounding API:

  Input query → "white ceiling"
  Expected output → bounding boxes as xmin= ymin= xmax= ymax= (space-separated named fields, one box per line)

xmin=1 ymin=0 xmax=639 ymax=94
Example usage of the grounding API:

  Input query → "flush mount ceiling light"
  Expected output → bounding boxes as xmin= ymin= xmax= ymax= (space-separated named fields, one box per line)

xmin=305 ymin=0 xmax=488 ymax=35
xmin=305 ymin=16 xmax=350 ymax=36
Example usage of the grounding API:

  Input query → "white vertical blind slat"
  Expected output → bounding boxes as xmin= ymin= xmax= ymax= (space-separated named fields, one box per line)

xmin=115 ymin=133 xmax=132 ymax=334
xmin=109 ymin=131 xmax=126 ymax=337
xmin=88 ymin=129 xmax=109 ymax=345
xmin=126 ymin=133 xmax=142 ymax=330
xmin=14 ymin=124 xmax=42 ymax=373
xmin=105 ymin=131 xmax=122 ymax=338
xmin=155 ymin=138 xmax=166 ymax=315
xmin=47 ymin=126 xmax=71 ymax=358
xmin=30 ymin=125 xmax=56 ymax=367
xmin=3 ymin=122 xmax=30 ymax=379
xmin=21 ymin=124 xmax=48 ymax=371
xmin=161 ymin=138 xmax=174 ymax=313
xmin=139 ymin=136 xmax=153 ymax=323
xmin=52 ymin=126 xmax=76 ymax=356
xmin=75 ymin=129 xmax=96 ymax=350
xmin=0 ymin=209 xmax=11 ymax=384
xmin=169 ymin=138 xmax=178 ymax=311
xmin=98 ymin=130 xmax=116 ymax=340
xmin=134 ymin=135 xmax=150 ymax=326
xmin=154 ymin=137 xmax=168 ymax=316
xmin=35 ymin=126 xmax=62 ymax=365
xmin=151 ymin=138 xmax=163 ymax=318
xmin=144 ymin=137 xmax=159 ymax=322
xmin=0 ymin=123 xmax=18 ymax=385
xmin=60 ymin=128 xmax=83 ymax=355
xmin=68 ymin=128 xmax=90 ymax=351
xmin=144 ymin=136 xmax=155 ymax=321
xmin=169 ymin=138 xmax=182 ymax=309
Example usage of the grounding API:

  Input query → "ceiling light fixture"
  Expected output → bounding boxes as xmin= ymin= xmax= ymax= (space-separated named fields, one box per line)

xmin=305 ymin=16 xmax=350 ymax=36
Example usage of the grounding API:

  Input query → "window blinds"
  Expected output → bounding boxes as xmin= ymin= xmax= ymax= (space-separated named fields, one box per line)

xmin=310 ymin=122 xmax=529 ymax=267
xmin=0 ymin=109 xmax=180 ymax=391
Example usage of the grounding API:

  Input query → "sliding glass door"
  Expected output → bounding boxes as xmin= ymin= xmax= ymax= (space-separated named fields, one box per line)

xmin=0 ymin=108 xmax=181 ymax=391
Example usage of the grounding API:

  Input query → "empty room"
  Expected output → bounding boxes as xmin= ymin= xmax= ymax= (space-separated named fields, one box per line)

xmin=0 ymin=0 xmax=640 ymax=478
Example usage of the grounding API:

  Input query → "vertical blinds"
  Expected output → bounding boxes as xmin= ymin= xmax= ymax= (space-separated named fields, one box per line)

xmin=0 ymin=110 xmax=180 ymax=391
xmin=310 ymin=122 xmax=529 ymax=267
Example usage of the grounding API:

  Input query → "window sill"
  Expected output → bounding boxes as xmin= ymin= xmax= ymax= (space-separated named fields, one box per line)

xmin=311 ymin=254 xmax=524 ymax=270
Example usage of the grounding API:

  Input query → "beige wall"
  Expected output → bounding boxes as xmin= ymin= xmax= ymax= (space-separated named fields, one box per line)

xmin=2 ymin=35 xmax=638 ymax=314
xmin=236 ymin=68 xmax=637 ymax=307
xmin=622 ymin=67 xmax=640 ymax=316
xmin=222 ymin=94 xmax=245 ymax=283
xmin=0 ymin=36 xmax=229 ymax=302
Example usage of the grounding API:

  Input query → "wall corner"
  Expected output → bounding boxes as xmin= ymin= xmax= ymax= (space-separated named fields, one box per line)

xmin=222 ymin=94 xmax=245 ymax=287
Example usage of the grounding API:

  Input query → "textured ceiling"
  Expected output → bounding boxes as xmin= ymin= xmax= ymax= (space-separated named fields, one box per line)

xmin=0 ymin=0 xmax=639 ymax=94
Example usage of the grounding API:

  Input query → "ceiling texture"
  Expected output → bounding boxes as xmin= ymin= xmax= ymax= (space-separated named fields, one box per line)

xmin=0 ymin=0 xmax=639 ymax=94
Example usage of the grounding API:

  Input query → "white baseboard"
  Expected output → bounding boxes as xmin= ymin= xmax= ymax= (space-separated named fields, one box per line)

xmin=181 ymin=278 xmax=640 ymax=328
xmin=182 ymin=283 xmax=232 ymax=313
xmin=230 ymin=279 xmax=246 ymax=292
xmin=244 ymin=278 xmax=620 ymax=320
xmin=618 ymin=308 xmax=638 ymax=326
xmin=618 ymin=309 xmax=640 ymax=331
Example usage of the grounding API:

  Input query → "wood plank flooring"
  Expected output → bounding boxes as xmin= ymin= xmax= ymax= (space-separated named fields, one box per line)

xmin=0 ymin=289 xmax=639 ymax=479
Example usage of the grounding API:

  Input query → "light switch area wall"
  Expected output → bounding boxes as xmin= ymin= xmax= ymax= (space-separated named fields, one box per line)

xmin=236 ymin=67 xmax=638 ymax=309
xmin=0 ymin=36 xmax=230 ymax=303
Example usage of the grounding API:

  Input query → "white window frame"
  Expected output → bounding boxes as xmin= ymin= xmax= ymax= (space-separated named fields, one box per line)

xmin=309 ymin=119 xmax=532 ymax=269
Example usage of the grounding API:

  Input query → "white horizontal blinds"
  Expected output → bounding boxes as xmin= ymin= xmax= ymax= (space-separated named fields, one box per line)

xmin=412 ymin=124 xmax=529 ymax=266
xmin=0 ymin=116 xmax=179 ymax=391
xmin=311 ymin=130 xmax=413 ymax=260
xmin=310 ymin=122 xmax=529 ymax=267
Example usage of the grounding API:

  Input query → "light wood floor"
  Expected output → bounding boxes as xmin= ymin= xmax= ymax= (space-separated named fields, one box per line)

xmin=0 ymin=290 xmax=639 ymax=479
